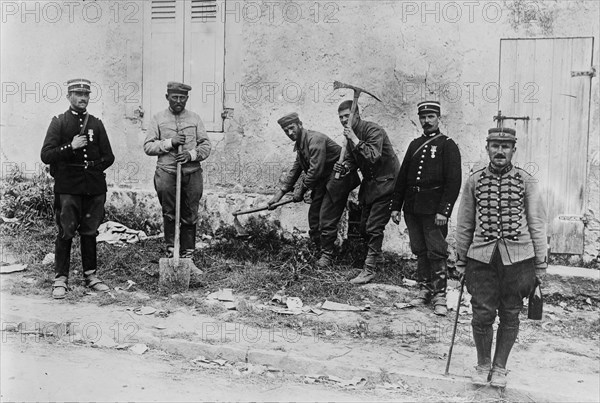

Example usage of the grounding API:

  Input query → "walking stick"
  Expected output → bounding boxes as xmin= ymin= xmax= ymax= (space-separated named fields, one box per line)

xmin=445 ymin=278 xmax=465 ymax=376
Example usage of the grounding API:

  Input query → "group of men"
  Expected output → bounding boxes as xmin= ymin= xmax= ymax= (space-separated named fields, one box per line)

xmin=41 ymin=78 xmax=547 ymax=389
xmin=270 ymin=100 xmax=462 ymax=318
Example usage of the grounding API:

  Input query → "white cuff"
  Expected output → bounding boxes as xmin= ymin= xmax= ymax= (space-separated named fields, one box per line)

xmin=188 ymin=149 xmax=197 ymax=161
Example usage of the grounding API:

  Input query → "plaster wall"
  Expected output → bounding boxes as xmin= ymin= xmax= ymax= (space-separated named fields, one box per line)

xmin=1 ymin=0 xmax=598 ymax=260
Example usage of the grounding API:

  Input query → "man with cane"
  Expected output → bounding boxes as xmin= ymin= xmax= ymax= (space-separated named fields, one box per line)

xmin=454 ymin=127 xmax=547 ymax=388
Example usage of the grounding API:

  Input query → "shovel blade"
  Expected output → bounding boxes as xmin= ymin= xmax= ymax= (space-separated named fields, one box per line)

xmin=158 ymin=257 xmax=197 ymax=292
xmin=233 ymin=215 xmax=250 ymax=238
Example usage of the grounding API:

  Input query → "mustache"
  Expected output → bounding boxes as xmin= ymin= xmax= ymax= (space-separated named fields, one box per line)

xmin=493 ymin=154 xmax=506 ymax=159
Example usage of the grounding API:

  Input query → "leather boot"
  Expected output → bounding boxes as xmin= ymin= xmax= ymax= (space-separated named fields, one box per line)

xmin=492 ymin=315 xmax=520 ymax=370
xmin=316 ymin=249 xmax=334 ymax=268
xmin=54 ymin=236 xmax=72 ymax=279
xmin=163 ymin=218 xmax=175 ymax=255
xmin=81 ymin=236 xmax=109 ymax=292
xmin=472 ymin=322 xmax=493 ymax=375
xmin=180 ymin=224 xmax=197 ymax=257
xmin=430 ymin=258 xmax=448 ymax=297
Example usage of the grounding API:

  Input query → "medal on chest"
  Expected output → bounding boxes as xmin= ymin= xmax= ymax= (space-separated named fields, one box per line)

xmin=88 ymin=129 xmax=94 ymax=142
xmin=430 ymin=145 xmax=437 ymax=159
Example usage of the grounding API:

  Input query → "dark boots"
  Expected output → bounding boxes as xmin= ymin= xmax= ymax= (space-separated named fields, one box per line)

xmin=180 ymin=224 xmax=196 ymax=258
xmin=52 ymin=237 xmax=72 ymax=299
xmin=81 ymin=235 xmax=109 ymax=292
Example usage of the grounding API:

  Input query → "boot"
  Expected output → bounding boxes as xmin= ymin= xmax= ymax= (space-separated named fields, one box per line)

xmin=410 ymin=288 xmax=431 ymax=306
xmin=54 ymin=236 xmax=72 ymax=280
xmin=316 ymin=249 xmax=334 ymax=268
xmin=349 ymin=265 xmax=376 ymax=284
xmin=492 ymin=314 xmax=520 ymax=371
xmin=81 ymin=236 xmax=109 ymax=292
xmin=52 ymin=275 xmax=68 ymax=299
xmin=472 ymin=322 xmax=493 ymax=383
xmin=180 ymin=224 xmax=197 ymax=258
xmin=163 ymin=218 xmax=175 ymax=253
xmin=432 ymin=293 xmax=447 ymax=316
xmin=490 ymin=366 xmax=508 ymax=388
xmin=471 ymin=364 xmax=491 ymax=386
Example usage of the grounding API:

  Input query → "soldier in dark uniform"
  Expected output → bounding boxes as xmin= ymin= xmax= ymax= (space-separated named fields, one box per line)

xmin=268 ymin=112 xmax=360 ymax=267
xmin=41 ymin=78 xmax=115 ymax=299
xmin=391 ymin=101 xmax=461 ymax=315
xmin=333 ymin=100 xmax=401 ymax=284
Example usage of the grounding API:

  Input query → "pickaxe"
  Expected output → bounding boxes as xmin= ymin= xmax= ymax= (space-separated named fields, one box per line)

xmin=333 ymin=81 xmax=382 ymax=178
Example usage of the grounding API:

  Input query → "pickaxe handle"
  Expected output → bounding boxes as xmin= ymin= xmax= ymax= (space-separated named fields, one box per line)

xmin=335 ymin=91 xmax=360 ymax=179
xmin=232 ymin=198 xmax=294 ymax=217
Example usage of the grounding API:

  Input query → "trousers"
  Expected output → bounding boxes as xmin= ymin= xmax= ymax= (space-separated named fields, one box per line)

xmin=466 ymin=250 xmax=536 ymax=369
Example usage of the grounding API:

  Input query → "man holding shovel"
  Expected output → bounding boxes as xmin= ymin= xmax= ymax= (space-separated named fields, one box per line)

xmin=333 ymin=100 xmax=400 ymax=284
xmin=268 ymin=112 xmax=359 ymax=268
xmin=143 ymin=82 xmax=211 ymax=258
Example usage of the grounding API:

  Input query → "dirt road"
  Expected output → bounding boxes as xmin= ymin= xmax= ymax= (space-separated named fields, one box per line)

xmin=1 ymin=337 xmax=403 ymax=402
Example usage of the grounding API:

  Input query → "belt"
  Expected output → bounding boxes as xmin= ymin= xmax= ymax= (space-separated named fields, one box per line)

xmin=66 ymin=161 xmax=94 ymax=168
xmin=410 ymin=185 xmax=441 ymax=192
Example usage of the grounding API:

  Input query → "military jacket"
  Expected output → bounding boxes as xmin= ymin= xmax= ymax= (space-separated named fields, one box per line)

xmin=279 ymin=129 xmax=360 ymax=201
xmin=143 ymin=108 xmax=211 ymax=175
xmin=41 ymin=108 xmax=114 ymax=195
xmin=342 ymin=118 xmax=400 ymax=204
xmin=456 ymin=164 xmax=548 ymax=265
xmin=391 ymin=131 xmax=461 ymax=216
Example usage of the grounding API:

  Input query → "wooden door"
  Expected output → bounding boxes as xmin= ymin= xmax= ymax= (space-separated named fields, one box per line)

xmin=143 ymin=0 xmax=225 ymax=131
xmin=498 ymin=37 xmax=595 ymax=254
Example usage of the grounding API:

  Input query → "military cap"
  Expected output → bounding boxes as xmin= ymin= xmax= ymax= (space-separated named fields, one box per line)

xmin=277 ymin=112 xmax=300 ymax=128
xmin=67 ymin=78 xmax=91 ymax=93
xmin=167 ymin=81 xmax=192 ymax=94
xmin=417 ymin=101 xmax=441 ymax=115
xmin=487 ymin=127 xmax=517 ymax=142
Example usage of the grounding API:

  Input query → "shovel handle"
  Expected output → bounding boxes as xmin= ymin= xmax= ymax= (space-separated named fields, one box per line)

xmin=173 ymin=145 xmax=183 ymax=266
xmin=233 ymin=198 xmax=294 ymax=216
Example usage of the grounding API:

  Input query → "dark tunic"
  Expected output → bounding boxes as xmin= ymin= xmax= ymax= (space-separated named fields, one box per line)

xmin=391 ymin=131 xmax=461 ymax=217
xmin=41 ymin=108 xmax=114 ymax=195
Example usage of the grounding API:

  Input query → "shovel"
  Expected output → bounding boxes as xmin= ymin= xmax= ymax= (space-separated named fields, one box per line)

xmin=158 ymin=146 xmax=199 ymax=292
xmin=232 ymin=198 xmax=294 ymax=237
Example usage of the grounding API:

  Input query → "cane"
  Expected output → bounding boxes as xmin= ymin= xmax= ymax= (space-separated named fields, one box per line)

xmin=445 ymin=277 xmax=465 ymax=376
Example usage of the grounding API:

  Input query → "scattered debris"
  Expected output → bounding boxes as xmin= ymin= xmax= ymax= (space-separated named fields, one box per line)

xmin=218 ymin=288 xmax=234 ymax=302
xmin=129 ymin=343 xmax=148 ymax=355
xmin=152 ymin=324 xmax=167 ymax=330
xmin=394 ymin=302 xmax=412 ymax=309
xmin=42 ymin=253 xmax=55 ymax=265
xmin=133 ymin=306 xmax=157 ymax=315
xmin=1 ymin=216 xmax=19 ymax=223
xmin=92 ymin=333 xmax=117 ymax=348
xmin=97 ymin=221 xmax=148 ymax=245
xmin=0 ymin=264 xmax=27 ymax=274
xmin=286 ymin=297 xmax=303 ymax=310
xmin=115 ymin=280 xmax=137 ymax=292
xmin=195 ymin=241 xmax=210 ymax=249
xmin=402 ymin=278 xmax=417 ymax=287
xmin=321 ymin=300 xmax=370 ymax=312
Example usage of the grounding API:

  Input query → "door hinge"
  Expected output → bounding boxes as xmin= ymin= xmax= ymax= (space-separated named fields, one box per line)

xmin=558 ymin=214 xmax=588 ymax=224
xmin=571 ymin=67 xmax=596 ymax=77
xmin=493 ymin=111 xmax=530 ymax=123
